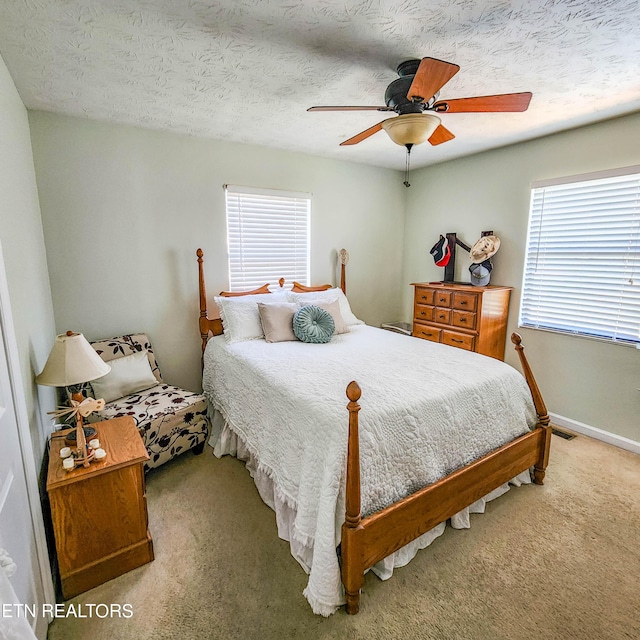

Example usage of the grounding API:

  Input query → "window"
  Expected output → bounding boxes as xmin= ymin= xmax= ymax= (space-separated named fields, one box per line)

xmin=224 ymin=185 xmax=310 ymax=291
xmin=519 ymin=165 xmax=640 ymax=346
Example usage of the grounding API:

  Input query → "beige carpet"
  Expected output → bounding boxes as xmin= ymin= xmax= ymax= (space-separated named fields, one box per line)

xmin=48 ymin=432 xmax=640 ymax=640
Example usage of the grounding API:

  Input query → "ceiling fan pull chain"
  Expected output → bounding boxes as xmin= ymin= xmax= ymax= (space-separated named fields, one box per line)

xmin=403 ymin=143 xmax=413 ymax=188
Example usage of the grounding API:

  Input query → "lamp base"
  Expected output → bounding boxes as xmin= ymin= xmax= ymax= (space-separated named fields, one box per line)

xmin=65 ymin=425 xmax=98 ymax=446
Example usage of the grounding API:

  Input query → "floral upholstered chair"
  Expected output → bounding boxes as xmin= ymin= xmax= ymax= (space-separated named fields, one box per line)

xmin=83 ymin=334 xmax=209 ymax=470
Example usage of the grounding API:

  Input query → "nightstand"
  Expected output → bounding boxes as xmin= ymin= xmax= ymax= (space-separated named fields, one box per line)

xmin=47 ymin=416 xmax=154 ymax=599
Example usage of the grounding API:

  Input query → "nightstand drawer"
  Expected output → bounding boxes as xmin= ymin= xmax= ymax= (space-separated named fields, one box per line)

xmin=452 ymin=292 xmax=478 ymax=311
xmin=413 ymin=324 xmax=442 ymax=342
xmin=414 ymin=288 xmax=435 ymax=305
xmin=414 ymin=303 xmax=434 ymax=322
xmin=442 ymin=330 xmax=475 ymax=351
xmin=434 ymin=308 xmax=452 ymax=324
xmin=452 ymin=309 xmax=476 ymax=330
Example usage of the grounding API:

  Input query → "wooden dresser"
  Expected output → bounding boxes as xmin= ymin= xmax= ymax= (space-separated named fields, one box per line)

xmin=411 ymin=282 xmax=513 ymax=360
xmin=47 ymin=416 xmax=154 ymax=599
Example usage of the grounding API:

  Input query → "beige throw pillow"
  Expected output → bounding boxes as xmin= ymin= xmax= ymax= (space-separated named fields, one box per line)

xmin=257 ymin=302 xmax=299 ymax=343
xmin=91 ymin=350 xmax=158 ymax=403
xmin=310 ymin=300 xmax=350 ymax=335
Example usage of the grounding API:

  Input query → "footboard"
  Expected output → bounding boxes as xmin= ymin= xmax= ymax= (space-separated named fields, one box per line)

xmin=341 ymin=332 xmax=551 ymax=614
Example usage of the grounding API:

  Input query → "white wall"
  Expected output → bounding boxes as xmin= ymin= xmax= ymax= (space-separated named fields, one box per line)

xmin=403 ymin=112 xmax=640 ymax=443
xmin=0 ymin=57 xmax=57 ymax=462
xmin=28 ymin=112 xmax=406 ymax=393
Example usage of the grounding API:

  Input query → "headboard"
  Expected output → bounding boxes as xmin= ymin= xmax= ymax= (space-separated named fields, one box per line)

xmin=196 ymin=248 xmax=348 ymax=359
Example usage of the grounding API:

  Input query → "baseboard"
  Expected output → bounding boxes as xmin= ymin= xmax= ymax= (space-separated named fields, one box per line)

xmin=549 ymin=412 xmax=640 ymax=455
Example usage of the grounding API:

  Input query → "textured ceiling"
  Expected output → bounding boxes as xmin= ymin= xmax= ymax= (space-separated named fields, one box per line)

xmin=1 ymin=0 xmax=639 ymax=170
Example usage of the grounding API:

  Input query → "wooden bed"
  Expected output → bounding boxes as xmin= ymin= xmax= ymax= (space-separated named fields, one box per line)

xmin=196 ymin=247 xmax=551 ymax=615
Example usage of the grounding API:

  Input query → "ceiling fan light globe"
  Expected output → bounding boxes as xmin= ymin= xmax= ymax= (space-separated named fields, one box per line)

xmin=381 ymin=114 xmax=441 ymax=146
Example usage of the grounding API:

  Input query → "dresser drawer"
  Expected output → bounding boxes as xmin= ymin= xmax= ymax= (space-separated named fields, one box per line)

xmin=434 ymin=308 xmax=452 ymax=324
xmin=413 ymin=324 xmax=442 ymax=342
xmin=452 ymin=292 xmax=478 ymax=311
xmin=452 ymin=309 xmax=476 ymax=330
xmin=415 ymin=288 xmax=435 ymax=305
xmin=434 ymin=291 xmax=452 ymax=307
xmin=442 ymin=330 xmax=475 ymax=351
xmin=414 ymin=303 xmax=434 ymax=322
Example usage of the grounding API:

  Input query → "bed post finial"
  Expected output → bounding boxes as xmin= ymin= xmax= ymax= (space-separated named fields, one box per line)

xmin=343 ymin=380 xmax=363 ymax=614
xmin=511 ymin=332 xmax=551 ymax=484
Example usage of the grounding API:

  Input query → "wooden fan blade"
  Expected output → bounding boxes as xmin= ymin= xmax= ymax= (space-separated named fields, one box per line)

xmin=407 ymin=57 xmax=460 ymax=103
xmin=307 ymin=106 xmax=394 ymax=112
xmin=339 ymin=121 xmax=385 ymax=146
xmin=428 ymin=124 xmax=455 ymax=146
xmin=433 ymin=92 xmax=532 ymax=113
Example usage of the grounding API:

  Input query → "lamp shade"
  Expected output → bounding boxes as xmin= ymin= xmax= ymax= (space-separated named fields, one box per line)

xmin=36 ymin=332 xmax=111 ymax=387
xmin=381 ymin=113 xmax=441 ymax=146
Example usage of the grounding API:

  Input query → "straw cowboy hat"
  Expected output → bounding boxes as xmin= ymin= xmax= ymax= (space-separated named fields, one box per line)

xmin=469 ymin=235 xmax=501 ymax=264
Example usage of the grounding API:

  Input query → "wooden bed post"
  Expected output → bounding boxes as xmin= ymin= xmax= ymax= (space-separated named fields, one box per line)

xmin=197 ymin=248 xmax=209 ymax=369
xmin=511 ymin=332 xmax=551 ymax=484
xmin=342 ymin=381 xmax=364 ymax=614
xmin=339 ymin=249 xmax=349 ymax=295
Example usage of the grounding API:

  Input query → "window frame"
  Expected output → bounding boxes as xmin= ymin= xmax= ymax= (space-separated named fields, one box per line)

xmin=519 ymin=165 xmax=640 ymax=347
xmin=223 ymin=184 xmax=311 ymax=292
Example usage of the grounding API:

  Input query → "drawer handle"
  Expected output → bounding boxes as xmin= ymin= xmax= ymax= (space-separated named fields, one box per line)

xmin=420 ymin=311 xmax=426 ymax=316
xmin=438 ymin=315 xmax=446 ymax=320
xmin=460 ymin=317 xmax=467 ymax=322
xmin=422 ymin=332 xmax=432 ymax=337
xmin=451 ymin=338 xmax=464 ymax=343
xmin=420 ymin=296 xmax=427 ymax=300
xmin=460 ymin=300 xmax=467 ymax=305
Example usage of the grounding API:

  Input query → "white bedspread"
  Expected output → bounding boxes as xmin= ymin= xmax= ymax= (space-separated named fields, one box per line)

xmin=203 ymin=325 xmax=537 ymax=614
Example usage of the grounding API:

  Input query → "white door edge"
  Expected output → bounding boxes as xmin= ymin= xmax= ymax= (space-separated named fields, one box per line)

xmin=0 ymin=239 xmax=55 ymax=634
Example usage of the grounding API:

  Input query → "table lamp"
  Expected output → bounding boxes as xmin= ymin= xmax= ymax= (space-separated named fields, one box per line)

xmin=36 ymin=331 xmax=111 ymax=468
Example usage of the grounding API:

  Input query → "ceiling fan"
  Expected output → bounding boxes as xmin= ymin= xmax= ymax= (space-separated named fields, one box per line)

xmin=308 ymin=57 xmax=532 ymax=185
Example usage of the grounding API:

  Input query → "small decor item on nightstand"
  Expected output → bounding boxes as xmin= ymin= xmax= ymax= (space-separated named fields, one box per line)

xmin=36 ymin=331 xmax=111 ymax=469
xmin=49 ymin=399 xmax=110 ymax=468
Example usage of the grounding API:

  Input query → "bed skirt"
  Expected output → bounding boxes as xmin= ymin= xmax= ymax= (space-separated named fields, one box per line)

xmin=208 ymin=408 xmax=531 ymax=613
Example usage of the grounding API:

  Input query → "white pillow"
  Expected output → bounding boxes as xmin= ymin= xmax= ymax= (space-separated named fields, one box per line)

xmin=287 ymin=288 xmax=364 ymax=325
xmin=215 ymin=292 xmax=287 ymax=343
xmin=91 ymin=350 xmax=158 ymax=403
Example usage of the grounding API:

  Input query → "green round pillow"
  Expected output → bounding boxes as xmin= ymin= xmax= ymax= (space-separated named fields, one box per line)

xmin=293 ymin=305 xmax=335 ymax=344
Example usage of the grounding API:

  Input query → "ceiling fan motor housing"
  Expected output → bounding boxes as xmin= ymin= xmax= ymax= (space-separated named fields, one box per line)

xmin=396 ymin=59 xmax=421 ymax=77
xmin=385 ymin=60 xmax=437 ymax=113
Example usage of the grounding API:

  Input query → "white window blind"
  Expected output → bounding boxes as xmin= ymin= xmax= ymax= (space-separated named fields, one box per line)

xmin=519 ymin=167 xmax=640 ymax=346
xmin=224 ymin=184 xmax=310 ymax=291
